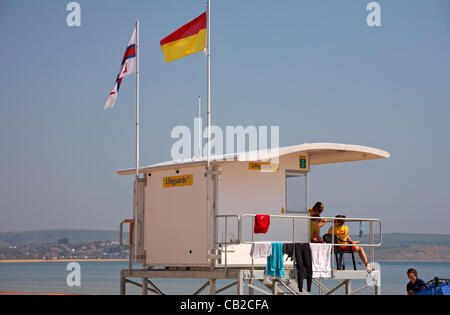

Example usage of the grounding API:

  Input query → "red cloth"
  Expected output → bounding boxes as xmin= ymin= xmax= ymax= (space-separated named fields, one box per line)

xmin=254 ymin=215 xmax=270 ymax=234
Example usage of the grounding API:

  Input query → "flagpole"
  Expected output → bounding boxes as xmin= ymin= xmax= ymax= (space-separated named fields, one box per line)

xmin=130 ymin=19 xmax=140 ymax=273
xmin=136 ymin=20 xmax=140 ymax=181
xmin=206 ymin=0 xmax=212 ymax=261
xmin=198 ymin=96 xmax=202 ymax=159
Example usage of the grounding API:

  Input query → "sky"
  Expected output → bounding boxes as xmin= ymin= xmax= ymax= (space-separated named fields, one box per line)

xmin=0 ymin=0 xmax=449 ymax=233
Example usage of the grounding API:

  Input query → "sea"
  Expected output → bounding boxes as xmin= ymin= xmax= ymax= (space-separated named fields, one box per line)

xmin=0 ymin=261 xmax=449 ymax=295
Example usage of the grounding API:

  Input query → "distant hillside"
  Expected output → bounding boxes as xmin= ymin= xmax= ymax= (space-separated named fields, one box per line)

xmin=1 ymin=231 xmax=449 ymax=261
xmin=356 ymin=233 xmax=450 ymax=249
xmin=375 ymin=245 xmax=450 ymax=262
xmin=352 ymin=233 xmax=450 ymax=262
xmin=0 ymin=230 xmax=125 ymax=247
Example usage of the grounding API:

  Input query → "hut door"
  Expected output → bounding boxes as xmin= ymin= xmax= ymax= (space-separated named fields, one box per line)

xmin=285 ymin=171 xmax=308 ymax=213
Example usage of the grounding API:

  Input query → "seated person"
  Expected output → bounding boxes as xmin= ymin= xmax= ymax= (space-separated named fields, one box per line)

xmin=308 ymin=202 xmax=327 ymax=228
xmin=406 ymin=268 xmax=426 ymax=295
xmin=310 ymin=214 xmax=324 ymax=243
xmin=328 ymin=215 xmax=372 ymax=271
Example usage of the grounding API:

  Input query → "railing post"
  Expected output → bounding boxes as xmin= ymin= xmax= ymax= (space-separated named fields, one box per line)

xmin=251 ymin=217 xmax=254 ymax=278
xmin=292 ymin=217 xmax=296 ymax=287
xmin=225 ymin=216 xmax=228 ymax=272
xmin=369 ymin=221 xmax=374 ymax=264
xmin=331 ymin=218 xmax=335 ymax=272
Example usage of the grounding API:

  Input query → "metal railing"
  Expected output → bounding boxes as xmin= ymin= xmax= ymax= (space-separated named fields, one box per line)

xmin=241 ymin=214 xmax=382 ymax=248
xmin=242 ymin=214 xmax=382 ymax=273
xmin=215 ymin=215 xmax=242 ymax=245
xmin=215 ymin=215 xmax=241 ymax=270
xmin=215 ymin=213 xmax=382 ymax=272
xmin=119 ymin=219 xmax=135 ymax=272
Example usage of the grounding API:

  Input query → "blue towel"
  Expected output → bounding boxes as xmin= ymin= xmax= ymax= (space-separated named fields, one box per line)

xmin=265 ymin=242 xmax=285 ymax=277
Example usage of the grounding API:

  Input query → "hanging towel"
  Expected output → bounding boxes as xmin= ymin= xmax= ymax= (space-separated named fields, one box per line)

xmin=310 ymin=243 xmax=332 ymax=279
xmin=250 ymin=242 xmax=272 ymax=259
xmin=254 ymin=215 xmax=270 ymax=234
xmin=265 ymin=242 xmax=285 ymax=277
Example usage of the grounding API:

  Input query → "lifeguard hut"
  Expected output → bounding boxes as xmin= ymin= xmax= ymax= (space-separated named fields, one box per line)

xmin=118 ymin=142 xmax=389 ymax=295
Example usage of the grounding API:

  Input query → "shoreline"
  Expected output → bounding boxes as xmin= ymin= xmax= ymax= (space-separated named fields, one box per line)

xmin=0 ymin=259 xmax=128 ymax=264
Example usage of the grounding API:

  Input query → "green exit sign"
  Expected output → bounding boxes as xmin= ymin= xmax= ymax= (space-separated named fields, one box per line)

xmin=299 ymin=155 xmax=308 ymax=170
xmin=300 ymin=159 xmax=306 ymax=169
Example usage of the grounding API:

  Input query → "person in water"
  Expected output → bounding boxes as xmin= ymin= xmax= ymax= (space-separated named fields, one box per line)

xmin=310 ymin=214 xmax=324 ymax=243
xmin=328 ymin=215 xmax=372 ymax=271
xmin=308 ymin=202 xmax=327 ymax=228
xmin=406 ymin=268 xmax=426 ymax=295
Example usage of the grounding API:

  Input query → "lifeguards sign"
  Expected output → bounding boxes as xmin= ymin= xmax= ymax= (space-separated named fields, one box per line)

xmin=299 ymin=155 xmax=309 ymax=171
xmin=163 ymin=175 xmax=194 ymax=188
xmin=248 ymin=162 xmax=279 ymax=172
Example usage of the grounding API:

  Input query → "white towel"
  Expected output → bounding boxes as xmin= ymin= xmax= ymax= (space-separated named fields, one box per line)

xmin=310 ymin=243 xmax=332 ymax=278
xmin=250 ymin=242 xmax=272 ymax=259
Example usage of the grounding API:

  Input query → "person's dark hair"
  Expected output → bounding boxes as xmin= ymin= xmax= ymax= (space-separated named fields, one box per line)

xmin=313 ymin=202 xmax=323 ymax=212
xmin=311 ymin=214 xmax=320 ymax=221
xmin=407 ymin=268 xmax=418 ymax=276
xmin=335 ymin=214 xmax=346 ymax=224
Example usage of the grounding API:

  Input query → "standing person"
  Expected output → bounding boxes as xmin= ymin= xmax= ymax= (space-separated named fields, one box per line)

xmin=308 ymin=202 xmax=327 ymax=228
xmin=406 ymin=269 xmax=426 ymax=295
xmin=328 ymin=215 xmax=372 ymax=271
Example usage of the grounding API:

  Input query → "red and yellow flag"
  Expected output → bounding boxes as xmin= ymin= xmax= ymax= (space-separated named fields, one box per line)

xmin=160 ymin=12 xmax=207 ymax=63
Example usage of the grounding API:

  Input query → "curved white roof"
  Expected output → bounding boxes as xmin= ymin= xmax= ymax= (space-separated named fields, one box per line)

xmin=117 ymin=142 xmax=390 ymax=175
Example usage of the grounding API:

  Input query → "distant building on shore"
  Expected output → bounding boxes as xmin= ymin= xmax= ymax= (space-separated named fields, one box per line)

xmin=56 ymin=237 xmax=69 ymax=245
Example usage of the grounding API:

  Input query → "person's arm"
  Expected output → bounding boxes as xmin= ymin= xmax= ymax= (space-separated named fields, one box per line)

xmin=314 ymin=231 xmax=324 ymax=243
xmin=416 ymin=280 xmax=426 ymax=292
xmin=407 ymin=284 xmax=414 ymax=295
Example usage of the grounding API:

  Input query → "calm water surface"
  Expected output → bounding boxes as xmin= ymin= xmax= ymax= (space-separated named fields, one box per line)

xmin=0 ymin=261 xmax=449 ymax=295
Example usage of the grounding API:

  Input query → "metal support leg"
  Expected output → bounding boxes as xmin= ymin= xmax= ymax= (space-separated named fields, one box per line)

xmin=374 ymin=270 xmax=381 ymax=295
xmin=216 ymin=281 xmax=237 ymax=294
xmin=209 ymin=279 xmax=216 ymax=295
xmin=120 ymin=276 xmax=126 ymax=295
xmin=375 ymin=285 xmax=381 ymax=295
xmin=237 ymin=271 xmax=244 ymax=295
xmin=142 ymin=278 xmax=148 ymax=295
xmin=345 ymin=280 xmax=352 ymax=295
xmin=272 ymin=278 xmax=279 ymax=295
xmin=326 ymin=280 xmax=346 ymax=295
xmin=248 ymin=279 xmax=255 ymax=295
xmin=147 ymin=279 xmax=165 ymax=295
xmin=193 ymin=281 xmax=210 ymax=295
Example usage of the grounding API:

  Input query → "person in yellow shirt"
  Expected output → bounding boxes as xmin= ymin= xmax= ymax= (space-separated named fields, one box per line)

xmin=308 ymin=202 xmax=327 ymax=228
xmin=328 ymin=215 xmax=371 ymax=271
xmin=310 ymin=215 xmax=324 ymax=243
